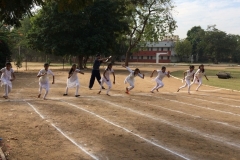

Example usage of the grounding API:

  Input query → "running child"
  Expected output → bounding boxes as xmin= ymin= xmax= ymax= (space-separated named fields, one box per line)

xmin=37 ymin=63 xmax=55 ymax=100
xmin=191 ymin=64 xmax=209 ymax=91
xmin=177 ymin=65 xmax=195 ymax=94
xmin=98 ymin=63 xmax=115 ymax=96
xmin=150 ymin=66 xmax=170 ymax=93
xmin=122 ymin=65 xmax=144 ymax=94
xmin=0 ymin=62 xmax=16 ymax=99
xmin=63 ymin=64 xmax=84 ymax=97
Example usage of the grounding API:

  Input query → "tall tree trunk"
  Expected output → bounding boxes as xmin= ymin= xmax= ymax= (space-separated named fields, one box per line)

xmin=77 ymin=55 xmax=84 ymax=69
xmin=83 ymin=56 xmax=89 ymax=68
xmin=125 ymin=47 xmax=132 ymax=66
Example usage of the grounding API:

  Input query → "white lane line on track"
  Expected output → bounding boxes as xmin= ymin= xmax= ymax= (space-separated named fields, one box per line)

xmin=143 ymin=94 xmax=240 ymax=117
xmin=193 ymin=94 xmax=240 ymax=100
xmin=60 ymin=100 xmax=191 ymax=160
xmin=180 ymin=95 xmax=240 ymax=109
xmin=25 ymin=101 xmax=98 ymax=160
xmin=93 ymin=97 xmax=240 ymax=150
xmin=130 ymin=96 xmax=240 ymax=130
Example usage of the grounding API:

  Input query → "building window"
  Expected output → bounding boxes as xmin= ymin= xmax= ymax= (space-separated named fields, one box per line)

xmin=147 ymin=56 xmax=149 ymax=59
xmin=151 ymin=56 xmax=153 ymax=59
xmin=161 ymin=56 xmax=163 ymax=60
xmin=131 ymin=56 xmax=133 ymax=59
xmin=151 ymin=47 xmax=153 ymax=51
xmin=167 ymin=56 xmax=170 ymax=60
xmin=161 ymin=47 xmax=163 ymax=51
xmin=141 ymin=56 xmax=143 ymax=59
xmin=168 ymin=47 xmax=170 ymax=51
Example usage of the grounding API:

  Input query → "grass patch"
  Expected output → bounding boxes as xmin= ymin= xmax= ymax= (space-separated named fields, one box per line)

xmin=171 ymin=69 xmax=240 ymax=91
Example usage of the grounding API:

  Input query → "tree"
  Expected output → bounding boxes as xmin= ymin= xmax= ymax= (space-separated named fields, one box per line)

xmin=0 ymin=0 xmax=93 ymax=27
xmin=14 ymin=55 xmax=23 ymax=72
xmin=0 ymin=0 xmax=43 ymax=27
xmin=186 ymin=26 xmax=205 ymax=61
xmin=0 ymin=24 xmax=12 ymax=67
xmin=203 ymin=25 xmax=237 ymax=63
xmin=174 ymin=39 xmax=192 ymax=62
xmin=124 ymin=0 xmax=177 ymax=66
xmin=27 ymin=1 xmax=129 ymax=68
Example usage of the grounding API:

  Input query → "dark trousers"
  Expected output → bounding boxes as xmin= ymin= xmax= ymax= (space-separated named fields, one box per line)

xmin=89 ymin=70 xmax=101 ymax=88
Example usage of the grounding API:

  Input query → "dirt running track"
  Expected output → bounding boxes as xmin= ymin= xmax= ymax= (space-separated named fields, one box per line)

xmin=1 ymin=64 xmax=240 ymax=160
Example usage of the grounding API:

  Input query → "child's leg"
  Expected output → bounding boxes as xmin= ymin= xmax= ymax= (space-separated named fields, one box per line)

xmin=38 ymin=86 xmax=42 ymax=98
xmin=65 ymin=87 xmax=68 ymax=94
xmin=4 ymin=84 xmax=8 ymax=96
xmin=106 ymin=82 xmax=112 ymax=95
xmin=43 ymin=87 xmax=49 ymax=99
xmin=156 ymin=81 xmax=164 ymax=90
xmin=186 ymin=80 xmax=191 ymax=93
xmin=75 ymin=85 xmax=79 ymax=95
xmin=98 ymin=80 xmax=104 ymax=94
xmin=179 ymin=83 xmax=188 ymax=90
xmin=190 ymin=77 xmax=197 ymax=86
xmin=196 ymin=79 xmax=202 ymax=91
xmin=151 ymin=79 xmax=160 ymax=92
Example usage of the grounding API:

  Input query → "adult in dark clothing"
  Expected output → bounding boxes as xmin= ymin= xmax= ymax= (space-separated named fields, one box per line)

xmin=89 ymin=54 xmax=111 ymax=89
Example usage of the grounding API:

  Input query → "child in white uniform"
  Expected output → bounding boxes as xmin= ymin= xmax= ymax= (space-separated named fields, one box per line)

xmin=37 ymin=63 xmax=55 ymax=100
xmin=191 ymin=64 xmax=209 ymax=91
xmin=0 ymin=62 xmax=15 ymax=99
xmin=63 ymin=64 xmax=84 ymax=97
xmin=98 ymin=63 xmax=115 ymax=96
xmin=122 ymin=65 xmax=144 ymax=94
xmin=177 ymin=65 xmax=195 ymax=94
xmin=150 ymin=66 xmax=170 ymax=93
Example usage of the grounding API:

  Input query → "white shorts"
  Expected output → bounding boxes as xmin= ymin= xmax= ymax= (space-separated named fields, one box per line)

xmin=155 ymin=78 xmax=164 ymax=86
xmin=124 ymin=77 xmax=134 ymax=87
xmin=101 ymin=78 xmax=112 ymax=87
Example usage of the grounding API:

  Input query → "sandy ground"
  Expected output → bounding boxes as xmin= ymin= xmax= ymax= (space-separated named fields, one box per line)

xmin=1 ymin=62 xmax=240 ymax=160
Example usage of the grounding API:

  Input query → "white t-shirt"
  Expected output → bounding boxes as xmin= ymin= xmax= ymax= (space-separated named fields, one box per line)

xmin=1 ymin=67 xmax=14 ymax=80
xmin=103 ymin=68 xmax=114 ymax=80
xmin=185 ymin=70 xmax=195 ymax=80
xmin=195 ymin=69 xmax=205 ymax=78
xmin=156 ymin=70 xmax=168 ymax=80
xmin=37 ymin=69 xmax=54 ymax=83
xmin=126 ymin=67 xmax=143 ymax=79
xmin=69 ymin=69 xmax=80 ymax=80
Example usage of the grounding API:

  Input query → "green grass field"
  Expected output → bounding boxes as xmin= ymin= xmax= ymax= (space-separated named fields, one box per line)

xmin=171 ymin=69 xmax=240 ymax=91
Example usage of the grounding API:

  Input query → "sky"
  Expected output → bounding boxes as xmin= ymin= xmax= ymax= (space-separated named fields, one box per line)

xmin=172 ymin=0 xmax=240 ymax=39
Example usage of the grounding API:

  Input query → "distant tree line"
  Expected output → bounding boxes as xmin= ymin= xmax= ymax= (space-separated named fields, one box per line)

xmin=175 ymin=25 xmax=240 ymax=63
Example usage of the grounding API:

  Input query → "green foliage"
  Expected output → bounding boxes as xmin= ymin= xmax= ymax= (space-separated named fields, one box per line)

xmin=14 ymin=54 xmax=23 ymax=69
xmin=124 ymin=0 xmax=177 ymax=65
xmin=0 ymin=25 xmax=12 ymax=68
xmin=0 ymin=0 xmax=43 ymax=27
xmin=186 ymin=25 xmax=240 ymax=63
xmin=27 ymin=1 xmax=129 ymax=63
xmin=174 ymin=39 xmax=192 ymax=62
xmin=186 ymin=26 xmax=205 ymax=61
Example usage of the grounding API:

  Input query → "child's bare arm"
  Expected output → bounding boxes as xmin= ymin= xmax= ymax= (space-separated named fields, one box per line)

xmin=167 ymin=71 xmax=170 ymax=78
xmin=113 ymin=72 xmax=115 ymax=84
xmin=11 ymin=72 xmax=16 ymax=81
xmin=52 ymin=76 xmax=55 ymax=84
xmin=103 ymin=70 xmax=108 ymax=81
xmin=205 ymin=75 xmax=209 ymax=81
xmin=150 ymin=70 xmax=156 ymax=78
xmin=78 ymin=71 xmax=84 ymax=75
xmin=183 ymin=72 xmax=186 ymax=79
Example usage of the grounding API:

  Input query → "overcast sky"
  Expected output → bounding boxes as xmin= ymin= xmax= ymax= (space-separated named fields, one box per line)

xmin=172 ymin=0 xmax=240 ymax=39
